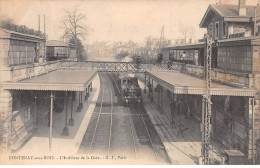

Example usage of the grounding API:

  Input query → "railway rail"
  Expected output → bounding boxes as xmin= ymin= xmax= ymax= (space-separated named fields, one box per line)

xmin=79 ymin=72 xmax=169 ymax=163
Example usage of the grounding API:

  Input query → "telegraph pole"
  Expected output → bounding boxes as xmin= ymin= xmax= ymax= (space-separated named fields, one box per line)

xmin=201 ymin=34 xmax=213 ymax=165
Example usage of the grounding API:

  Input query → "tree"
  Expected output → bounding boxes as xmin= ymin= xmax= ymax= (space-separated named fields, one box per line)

xmin=0 ymin=15 xmax=15 ymax=30
xmin=61 ymin=7 xmax=88 ymax=61
xmin=0 ymin=15 xmax=45 ymax=38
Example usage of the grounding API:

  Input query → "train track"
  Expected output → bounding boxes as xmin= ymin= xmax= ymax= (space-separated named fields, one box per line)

xmin=79 ymin=72 xmax=169 ymax=163
xmin=109 ymin=73 xmax=158 ymax=161
xmin=108 ymin=81 xmax=113 ymax=155
xmin=88 ymin=75 xmax=105 ymax=154
xmin=88 ymin=74 xmax=114 ymax=155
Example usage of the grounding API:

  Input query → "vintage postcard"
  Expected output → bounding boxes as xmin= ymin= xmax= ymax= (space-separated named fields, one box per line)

xmin=0 ymin=0 xmax=259 ymax=165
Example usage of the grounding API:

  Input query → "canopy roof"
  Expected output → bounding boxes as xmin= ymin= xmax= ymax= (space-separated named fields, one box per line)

xmin=163 ymin=42 xmax=205 ymax=51
xmin=145 ymin=71 xmax=256 ymax=97
xmin=0 ymin=28 xmax=45 ymax=42
xmin=2 ymin=69 xmax=97 ymax=91
xmin=46 ymin=40 xmax=74 ymax=48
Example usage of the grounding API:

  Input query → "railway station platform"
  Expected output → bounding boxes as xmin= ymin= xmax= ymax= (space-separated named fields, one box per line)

xmin=0 ymin=69 xmax=100 ymax=164
xmin=12 ymin=74 xmax=100 ymax=156
xmin=137 ymin=70 xmax=257 ymax=164
xmin=142 ymin=93 xmax=222 ymax=165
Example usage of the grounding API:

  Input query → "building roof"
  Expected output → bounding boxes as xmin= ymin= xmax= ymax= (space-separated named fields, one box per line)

xmin=0 ymin=28 xmax=45 ymax=42
xmin=145 ymin=71 xmax=256 ymax=97
xmin=46 ymin=40 xmax=72 ymax=47
xmin=2 ymin=69 xmax=97 ymax=91
xmin=163 ymin=42 xmax=205 ymax=50
xmin=200 ymin=4 xmax=256 ymax=28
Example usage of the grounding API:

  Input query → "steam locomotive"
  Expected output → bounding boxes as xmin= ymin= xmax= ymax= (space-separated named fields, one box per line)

xmin=113 ymin=73 xmax=142 ymax=105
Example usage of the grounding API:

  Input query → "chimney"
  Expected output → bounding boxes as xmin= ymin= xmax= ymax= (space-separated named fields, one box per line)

xmin=239 ymin=0 xmax=247 ymax=16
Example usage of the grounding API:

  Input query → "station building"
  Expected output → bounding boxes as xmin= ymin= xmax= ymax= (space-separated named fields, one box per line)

xmin=158 ymin=0 xmax=260 ymax=163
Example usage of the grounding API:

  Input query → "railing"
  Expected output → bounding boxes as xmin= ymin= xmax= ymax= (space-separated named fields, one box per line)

xmin=229 ymin=32 xmax=245 ymax=39
xmin=185 ymin=64 xmax=253 ymax=88
xmin=59 ymin=60 xmax=253 ymax=88
xmin=6 ymin=59 xmax=252 ymax=89
xmin=10 ymin=60 xmax=60 ymax=81
xmin=59 ymin=60 xmax=184 ymax=73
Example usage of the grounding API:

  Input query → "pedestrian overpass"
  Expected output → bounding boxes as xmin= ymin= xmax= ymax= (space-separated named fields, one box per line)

xmin=60 ymin=60 xmax=184 ymax=73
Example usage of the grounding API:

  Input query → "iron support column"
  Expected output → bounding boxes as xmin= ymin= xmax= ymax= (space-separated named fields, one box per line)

xmin=80 ymin=91 xmax=83 ymax=109
xmin=76 ymin=92 xmax=81 ymax=112
xmin=160 ymin=86 xmax=163 ymax=114
xmin=144 ymin=74 xmax=147 ymax=93
xmin=69 ymin=91 xmax=74 ymax=126
xmin=90 ymin=82 xmax=93 ymax=92
xmin=49 ymin=91 xmax=54 ymax=152
xmin=157 ymin=85 xmax=160 ymax=111
xmin=250 ymin=97 xmax=255 ymax=164
xmin=151 ymin=79 xmax=154 ymax=102
xmin=34 ymin=93 xmax=37 ymax=127
xmin=87 ymin=86 xmax=89 ymax=98
xmin=170 ymin=93 xmax=175 ymax=128
xmin=62 ymin=91 xmax=69 ymax=136
xmin=88 ymin=85 xmax=90 ymax=97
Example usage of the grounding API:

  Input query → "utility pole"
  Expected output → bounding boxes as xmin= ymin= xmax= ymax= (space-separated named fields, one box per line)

xmin=44 ymin=14 xmax=46 ymax=61
xmin=44 ymin=14 xmax=46 ymax=35
xmin=38 ymin=15 xmax=40 ymax=31
xmin=201 ymin=34 xmax=213 ymax=165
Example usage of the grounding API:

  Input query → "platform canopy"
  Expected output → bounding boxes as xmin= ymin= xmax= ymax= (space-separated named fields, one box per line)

xmin=145 ymin=71 xmax=256 ymax=97
xmin=2 ymin=69 xmax=97 ymax=91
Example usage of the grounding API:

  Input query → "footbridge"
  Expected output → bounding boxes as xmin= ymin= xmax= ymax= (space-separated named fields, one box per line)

xmin=60 ymin=60 xmax=184 ymax=73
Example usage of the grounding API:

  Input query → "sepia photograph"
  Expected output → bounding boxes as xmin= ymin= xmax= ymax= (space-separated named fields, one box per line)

xmin=0 ymin=0 xmax=260 ymax=165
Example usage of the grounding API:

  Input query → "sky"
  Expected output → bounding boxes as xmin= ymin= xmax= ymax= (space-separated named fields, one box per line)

xmin=0 ymin=0 xmax=259 ymax=45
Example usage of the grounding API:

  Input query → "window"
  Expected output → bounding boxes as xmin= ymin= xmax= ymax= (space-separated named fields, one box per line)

xmin=215 ymin=21 xmax=219 ymax=39
xmin=208 ymin=23 xmax=213 ymax=37
xmin=223 ymin=21 xmax=227 ymax=37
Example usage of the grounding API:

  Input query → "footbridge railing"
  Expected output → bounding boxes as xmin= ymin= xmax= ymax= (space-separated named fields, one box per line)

xmin=59 ymin=61 xmax=184 ymax=73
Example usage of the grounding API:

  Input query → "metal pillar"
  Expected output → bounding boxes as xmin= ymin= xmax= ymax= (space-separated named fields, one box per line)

xmin=249 ymin=97 xmax=256 ymax=164
xmin=179 ymin=97 xmax=182 ymax=134
xmin=88 ymin=86 xmax=90 ymax=97
xmin=68 ymin=91 xmax=74 ymax=126
xmin=72 ymin=91 xmax=76 ymax=101
xmin=90 ymin=82 xmax=93 ymax=92
xmin=157 ymin=85 xmax=160 ymax=111
xmin=144 ymin=74 xmax=147 ymax=93
xmin=85 ymin=87 xmax=88 ymax=101
xmin=34 ymin=93 xmax=37 ymax=126
xmin=151 ymin=79 xmax=154 ymax=102
xmin=201 ymin=34 xmax=213 ymax=165
xmin=170 ymin=93 xmax=175 ymax=128
xmin=160 ymin=86 xmax=163 ymax=114
xmin=49 ymin=91 xmax=54 ymax=152
xmin=80 ymin=91 xmax=83 ymax=109
xmin=76 ymin=92 xmax=81 ymax=112
xmin=62 ymin=91 xmax=69 ymax=136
